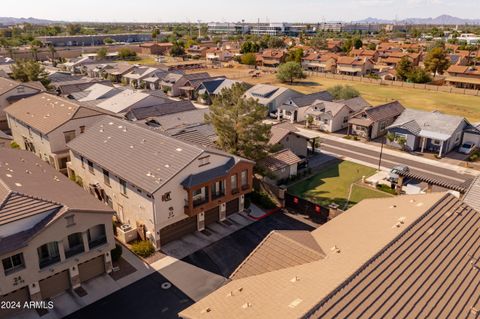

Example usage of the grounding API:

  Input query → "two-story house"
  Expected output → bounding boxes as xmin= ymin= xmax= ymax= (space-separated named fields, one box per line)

xmin=336 ymin=56 xmax=374 ymax=76
xmin=0 ymin=149 xmax=114 ymax=318
xmin=67 ymin=116 xmax=254 ymax=249
xmin=5 ymin=93 xmax=110 ymax=174
xmin=0 ymin=77 xmax=45 ymax=131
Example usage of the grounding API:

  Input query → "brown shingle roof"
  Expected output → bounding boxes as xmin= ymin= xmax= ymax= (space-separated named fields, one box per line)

xmin=260 ymin=149 xmax=301 ymax=172
xmin=352 ymin=101 xmax=405 ymax=124
xmin=308 ymin=194 xmax=479 ymax=319
xmin=4 ymin=93 xmax=106 ymax=134
xmin=230 ymin=230 xmax=325 ymax=280
xmin=0 ymin=77 xmax=44 ymax=96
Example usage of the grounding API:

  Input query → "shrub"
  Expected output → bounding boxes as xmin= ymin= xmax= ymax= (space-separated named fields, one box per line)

xmin=376 ymin=184 xmax=397 ymax=195
xmin=468 ymin=150 xmax=480 ymax=162
xmin=111 ymin=244 xmax=123 ymax=262
xmin=327 ymin=85 xmax=360 ymax=100
xmin=247 ymin=191 xmax=277 ymax=210
xmin=343 ymin=135 xmax=352 ymax=140
xmin=131 ymin=240 xmax=155 ymax=258
xmin=10 ymin=141 xmax=20 ymax=149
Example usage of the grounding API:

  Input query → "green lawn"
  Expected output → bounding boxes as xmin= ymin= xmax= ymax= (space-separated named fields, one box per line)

xmin=288 ymin=161 xmax=392 ymax=209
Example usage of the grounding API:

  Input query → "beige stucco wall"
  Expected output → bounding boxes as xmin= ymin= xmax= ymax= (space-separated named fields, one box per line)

xmin=0 ymin=210 xmax=114 ymax=296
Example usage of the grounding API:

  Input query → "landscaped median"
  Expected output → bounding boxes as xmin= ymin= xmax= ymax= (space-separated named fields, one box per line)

xmin=288 ymin=160 xmax=393 ymax=209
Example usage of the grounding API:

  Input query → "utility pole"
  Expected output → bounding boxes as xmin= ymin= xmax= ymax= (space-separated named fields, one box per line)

xmin=378 ymin=136 xmax=385 ymax=171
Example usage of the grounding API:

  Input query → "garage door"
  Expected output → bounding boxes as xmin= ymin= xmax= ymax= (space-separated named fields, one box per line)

xmin=205 ymin=206 xmax=220 ymax=226
xmin=79 ymin=256 xmax=105 ymax=283
xmin=160 ymin=215 xmax=197 ymax=246
xmin=0 ymin=287 xmax=29 ymax=319
xmin=226 ymin=198 xmax=239 ymax=216
xmin=39 ymin=270 xmax=70 ymax=299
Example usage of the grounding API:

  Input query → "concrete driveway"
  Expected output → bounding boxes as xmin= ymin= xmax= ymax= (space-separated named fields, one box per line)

xmin=181 ymin=212 xmax=316 ymax=278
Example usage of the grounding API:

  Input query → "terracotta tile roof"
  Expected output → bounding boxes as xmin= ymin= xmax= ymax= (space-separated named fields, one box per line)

xmin=179 ymin=193 xmax=448 ymax=319
xmin=260 ymin=149 xmax=302 ymax=172
xmin=269 ymin=122 xmax=300 ymax=145
xmin=447 ymin=65 xmax=480 ymax=76
xmin=230 ymin=230 xmax=325 ymax=280
xmin=4 ymin=93 xmax=106 ymax=134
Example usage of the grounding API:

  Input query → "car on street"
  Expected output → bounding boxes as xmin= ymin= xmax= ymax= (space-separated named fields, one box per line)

xmin=388 ymin=165 xmax=410 ymax=182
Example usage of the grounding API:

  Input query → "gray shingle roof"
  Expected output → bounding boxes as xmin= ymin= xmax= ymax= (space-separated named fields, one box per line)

xmin=361 ymin=101 xmax=405 ymax=122
xmin=125 ymin=100 xmax=196 ymax=120
xmin=388 ymin=108 xmax=467 ymax=137
xmin=67 ymin=116 xmax=205 ymax=193
xmin=291 ymin=91 xmax=333 ymax=107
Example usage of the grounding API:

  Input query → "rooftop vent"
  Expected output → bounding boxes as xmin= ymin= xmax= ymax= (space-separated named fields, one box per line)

xmin=288 ymin=298 xmax=303 ymax=309
xmin=241 ymin=302 xmax=252 ymax=309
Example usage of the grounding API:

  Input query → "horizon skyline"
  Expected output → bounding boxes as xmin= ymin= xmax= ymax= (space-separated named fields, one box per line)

xmin=1 ymin=0 xmax=479 ymax=24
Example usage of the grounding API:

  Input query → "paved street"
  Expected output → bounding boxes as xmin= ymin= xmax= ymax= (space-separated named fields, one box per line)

xmin=64 ymin=272 xmax=193 ymax=319
xmin=182 ymin=211 xmax=316 ymax=277
xmin=315 ymin=135 xmax=477 ymax=187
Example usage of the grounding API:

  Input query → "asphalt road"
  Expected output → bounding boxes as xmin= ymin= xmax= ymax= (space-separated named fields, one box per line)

xmin=319 ymin=138 xmax=475 ymax=187
xmin=182 ymin=212 xmax=316 ymax=277
xmin=64 ymin=272 xmax=193 ymax=319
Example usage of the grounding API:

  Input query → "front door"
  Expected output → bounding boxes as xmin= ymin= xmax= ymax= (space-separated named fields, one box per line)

xmin=197 ymin=212 xmax=205 ymax=231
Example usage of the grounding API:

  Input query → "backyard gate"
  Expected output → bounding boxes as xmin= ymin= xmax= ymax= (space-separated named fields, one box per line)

xmin=284 ymin=193 xmax=330 ymax=224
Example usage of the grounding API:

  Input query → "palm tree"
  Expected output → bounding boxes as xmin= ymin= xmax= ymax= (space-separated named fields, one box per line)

xmin=48 ymin=44 xmax=56 ymax=66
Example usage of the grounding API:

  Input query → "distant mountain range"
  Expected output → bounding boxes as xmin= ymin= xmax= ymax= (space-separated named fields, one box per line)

xmin=0 ymin=14 xmax=479 ymax=26
xmin=355 ymin=15 xmax=480 ymax=25
xmin=0 ymin=17 xmax=63 ymax=25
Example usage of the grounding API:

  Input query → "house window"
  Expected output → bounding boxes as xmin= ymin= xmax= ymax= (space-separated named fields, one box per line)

xmin=323 ymin=119 xmax=329 ymax=124
xmin=119 ymin=178 xmax=127 ymax=195
xmin=65 ymin=215 xmax=75 ymax=227
xmin=432 ymin=139 xmax=442 ymax=146
xmin=37 ymin=242 xmax=60 ymax=269
xmin=380 ymin=122 xmax=387 ymax=131
xmin=65 ymin=233 xmax=84 ymax=258
xmin=80 ymin=126 xmax=86 ymax=134
xmin=231 ymin=174 xmax=238 ymax=193
xmin=103 ymin=169 xmax=110 ymax=186
xmin=59 ymin=156 xmax=69 ymax=169
xmin=2 ymin=253 xmax=25 ymax=275
xmin=87 ymin=224 xmax=107 ymax=249
xmin=80 ymin=156 xmax=85 ymax=168
xmin=343 ymin=116 xmax=348 ymax=123
xmin=211 ymin=180 xmax=225 ymax=199
xmin=162 ymin=192 xmax=171 ymax=201
xmin=241 ymin=170 xmax=248 ymax=187
xmin=64 ymin=130 xmax=76 ymax=143
xmin=17 ymin=86 xmax=25 ymax=93
xmin=87 ymin=160 xmax=94 ymax=174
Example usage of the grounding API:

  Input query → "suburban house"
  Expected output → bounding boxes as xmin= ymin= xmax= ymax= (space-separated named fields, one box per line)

xmin=277 ymin=91 xmax=334 ymax=123
xmin=159 ymin=72 xmax=212 ymax=97
xmin=0 ymin=149 xmax=114 ymax=318
xmin=259 ymin=49 xmax=286 ymax=67
xmin=122 ymin=66 xmax=159 ymax=88
xmin=139 ymin=42 xmax=173 ymax=55
xmin=244 ymin=84 xmax=301 ymax=113
xmin=179 ymin=193 xmax=477 ymax=319
xmin=0 ymin=78 xmax=45 ymax=131
xmin=67 ymin=116 xmax=254 ymax=249
xmin=301 ymin=101 xmax=354 ymax=133
xmin=445 ymin=65 xmax=480 ymax=90
xmin=133 ymin=108 xmax=209 ymax=135
xmin=68 ymin=83 xmax=123 ymax=102
xmin=301 ymin=53 xmax=338 ymax=72
xmin=269 ymin=123 xmax=317 ymax=157
xmin=0 ymin=130 xmax=12 ymax=147
xmin=95 ymin=89 xmax=169 ymax=115
xmin=336 ymin=56 xmax=374 ymax=76
xmin=124 ymin=100 xmax=197 ymax=121
xmin=5 ymin=93 xmax=109 ymax=174
xmin=259 ymin=149 xmax=302 ymax=183
xmin=348 ymin=101 xmax=405 ymax=140
xmin=386 ymin=109 xmax=468 ymax=157
xmin=350 ymin=48 xmax=379 ymax=61
xmin=142 ymin=70 xmax=172 ymax=90
xmin=102 ymin=63 xmax=136 ymax=83
xmin=196 ymin=78 xmax=243 ymax=104
xmin=205 ymin=48 xmax=234 ymax=63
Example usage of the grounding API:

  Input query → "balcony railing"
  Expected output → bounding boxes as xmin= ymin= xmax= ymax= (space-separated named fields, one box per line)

xmin=88 ymin=236 xmax=107 ymax=250
xmin=231 ymin=188 xmax=239 ymax=195
xmin=211 ymin=192 xmax=225 ymax=200
xmin=241 ymin=184 xmax=250 ymax=191
xmin=39 ymin=255 xmax=61 ymax=269
xmin=193 ymin=197 xmax=208 ymax=207
xmin=65 ymin=245 xmax=85 ymax=259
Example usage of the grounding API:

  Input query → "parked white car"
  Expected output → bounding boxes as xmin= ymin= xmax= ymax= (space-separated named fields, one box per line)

xmin=458 ymin=142 xmax=476 ymax=155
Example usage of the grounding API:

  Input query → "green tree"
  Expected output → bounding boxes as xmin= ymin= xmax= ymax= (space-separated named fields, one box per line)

xmin=240 ymin=41 xmax=260 ymax=54
xmin=267 ymin=36 xmax=285 ymax=48
xmin=103 ymin=37 xmax=114 ymax=45
xmin=285 ymin=48 xmax=304 ymax=63
xmin=240 ymin=52 xmax=257 ymax=65
xmin=395 ymin=56 xmax=414 ymax=81
xmin=424 ymin=47 xmax=450 ymax=76
xmin=118 ymin=48 xmax=138 ymax=60
xmin=342 ymin=38 xmax=353 ymax=52
xmin=276 ymin=62 xmax=306 ymax=84
xmin=151 ymin=28 xmax=159 ymax=42
xmin=408 ymin=68 xmax=432 ymax=83
xmin=66 ymin=24 xmax=82 ymax=35
xmin=310 ymin=36 xmax=327 ymax=50
xmin=10 ymin=60 xmax=50 ymax=87
xmin=327 ymin=85 xmax=360 ymax=100
xmin=205 ymin=83 xmax=271 ymax=161
xmin=169 ymin=42 xmax=185 ymax=56
xmin=367 ymin=42 xmax=377 ymax=50
xmin=97 ymin=47 xmax=108 ymax=59
xmin=48 ymin=44 xmax=56 ymax=66
xmin=353 ymin=38 xmax=363 ymax=49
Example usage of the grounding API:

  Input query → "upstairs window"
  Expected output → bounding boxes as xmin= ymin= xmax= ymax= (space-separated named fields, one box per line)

xmin=64 ymin=130 xmax=76 ymax=144
xmin=2 ymin=253 xmax=25 ymax=275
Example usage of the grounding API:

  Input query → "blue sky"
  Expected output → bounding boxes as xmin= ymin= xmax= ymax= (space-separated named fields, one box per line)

xmin=4 ymin=0 xmax=479 ymax=22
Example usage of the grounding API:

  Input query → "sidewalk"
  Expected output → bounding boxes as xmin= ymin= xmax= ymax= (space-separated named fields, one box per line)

xmin=296 ymin=127 xmax=480 ymax=176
